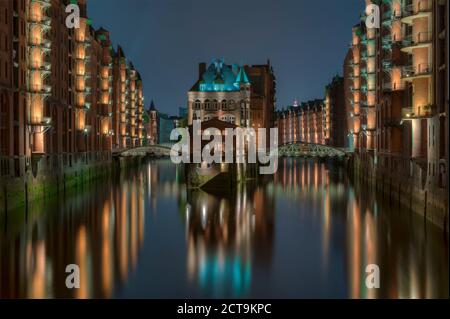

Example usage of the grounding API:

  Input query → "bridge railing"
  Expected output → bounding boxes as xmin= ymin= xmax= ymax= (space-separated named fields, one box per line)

xmin=278 ymin=142 xmax=346 ymax=158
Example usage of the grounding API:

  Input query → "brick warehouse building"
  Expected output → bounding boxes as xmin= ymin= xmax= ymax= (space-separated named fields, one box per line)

xmin=0 ymin=0 xmax=144 ymax=211
xmin=345 ymin=0 xmax=448 ymax=229
xmin=276 ymin=100 xmax=325 ymax=146
xmin=275 ymin=75 xmax=347 ymax=149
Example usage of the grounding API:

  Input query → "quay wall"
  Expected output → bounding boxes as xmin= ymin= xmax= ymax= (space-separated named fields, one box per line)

xmin=349 ymin=153 xmax=448 ymax=232
xmin=0 ymin=152 xmax=143 ymax=214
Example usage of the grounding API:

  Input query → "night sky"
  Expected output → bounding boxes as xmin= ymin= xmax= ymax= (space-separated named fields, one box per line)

xmin=88 ymin=0 xmax=364 ymax=115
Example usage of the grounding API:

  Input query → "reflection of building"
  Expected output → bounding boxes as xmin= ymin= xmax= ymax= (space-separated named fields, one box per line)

xmin=187 ymin=58 xmax=276 ymax=140
xmin=0 ymin=169 xmax=147 ymax=298
xmin=184 ymin=183 xmax=274 ymax=297
xmin=345 ymin=0 xmax=448 ymax=228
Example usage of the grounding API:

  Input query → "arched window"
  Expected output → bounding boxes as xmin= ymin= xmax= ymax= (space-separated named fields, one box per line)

xmin=194 ymin=100 xmax=201 ymax=110
xmin=212 ymin=100 xmax=218 ymax=111
xmin=205 ymin=100 xmax=212 ymax=111
xmin=221 ymin=100 xmax=227 ymax=110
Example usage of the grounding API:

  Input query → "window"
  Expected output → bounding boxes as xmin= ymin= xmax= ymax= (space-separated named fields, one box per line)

xmin=221 ymin=100 xmax=227 ymax=110
xmin=221 ymin=115 xmax=235 ymax=124
xmin=204 ymin=100 xmax=211 ymax=111
xmin=212 ymin=100 xmax=218 ymax=110
xmin=194 ymin=100 xmax=201 ymax=110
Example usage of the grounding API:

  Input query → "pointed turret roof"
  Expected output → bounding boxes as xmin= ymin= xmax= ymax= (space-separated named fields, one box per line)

xmin=236 ymin=67 xmax=250 ymax=84
xmin=149 ymin=100 xmax=156 ymax=111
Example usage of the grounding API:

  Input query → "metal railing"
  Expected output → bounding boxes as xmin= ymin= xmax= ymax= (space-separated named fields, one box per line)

xmin=402 ymin=31 xmax=432 ymax=47
xmin=383 ymin=81 xmax=405 ymax=91
xmin=402 ymin=1 xmax=432 ymax=18
xmin=402 ymin=63 xmax=432 ymax=78
xmin=402 ymin=105 xmax=435 ymax=118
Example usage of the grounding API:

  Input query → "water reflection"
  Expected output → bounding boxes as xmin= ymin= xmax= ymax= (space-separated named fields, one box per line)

xmin=0 ymin=158 xmax=448 ymax=298
xmin=184 ymin=182 xmax=274 ymax=298
xmin=0 ymin=172 xmax=146 ymax=298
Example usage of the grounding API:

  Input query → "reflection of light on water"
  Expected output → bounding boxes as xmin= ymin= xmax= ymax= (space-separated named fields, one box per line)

xmin=409 ymin=253 xmax=420 ymax=299
xmin=185 ymin=181 xmax=259 ymax=298
xmin=28 ymin=241 xmax=48 ymax=299
xmin=2 ymin=159 xmax=447 ymax=299
xmin=365 ymin=211 xmax=377 ymax=299
xmin=198 ymin=255 xmax=252 ymax=298
xmin=131 ymin=182 xmax=137 ymax=269
xmin=322 ymin=184 xmax=331 ymax=270
xmin=102 ymin=200 xmax=112 ymax=298
xmin=201 ymin=205 xmax=207 ymax=229
xmin=147 ymin=165 xmax=152 ymax=196
xmin=76 ymin=226 xmax=89 ymax=299
xmin=219 ymin=200 xmax=226 ymax=225
xmin=349 ymin=198 xmax=361 ymax=299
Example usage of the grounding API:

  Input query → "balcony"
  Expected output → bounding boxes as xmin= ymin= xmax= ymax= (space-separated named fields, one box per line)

xmin=402 ymin=105 xmax=436 ymax=119
xmin=29 ymin=83 xmax=51 ymax=96
xmin=382 ymin=10 xmax=395 ymax=29
xmin=29 ymin=60 xmax=51 ymax=74
xmin=402 ymin=63 xmax=432 ymax=81
xmin=28 ymin=14 xmax=51 ymax=28
xmin=382 ymin=60 xmax=393 ymax=70
xmin=384 ymin=117 xmax=402 ymax=127
xmin=27 ymin=117 xmax=52 ymax=135
xmin=31 ymin=0 xmax=52 ymax=8
xmin=382 ymin=81 xmax=405 ymax=92
xmin=401 ymin=1 xmax=432 ymax=25
xmin=401 ymin=32 xmax=432 ymax=53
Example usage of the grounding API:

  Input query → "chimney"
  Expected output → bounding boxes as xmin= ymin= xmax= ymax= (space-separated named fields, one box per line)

xmin=199 ymin=63 xmax=206 ymax=79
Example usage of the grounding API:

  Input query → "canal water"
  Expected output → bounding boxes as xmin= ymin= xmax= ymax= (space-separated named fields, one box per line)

xmin=0 ymin=159 xmax=448 ymax=299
